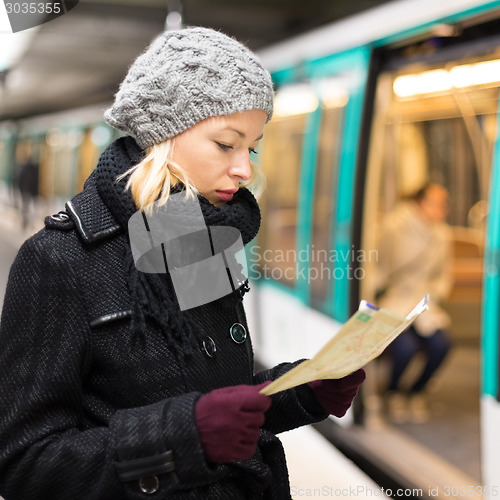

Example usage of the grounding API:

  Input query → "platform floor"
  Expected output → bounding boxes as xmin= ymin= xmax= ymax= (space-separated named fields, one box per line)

xmin=281 ymin=425 xmax=389 ymax=497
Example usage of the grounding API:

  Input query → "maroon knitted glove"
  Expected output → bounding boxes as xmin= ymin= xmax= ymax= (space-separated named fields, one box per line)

xmin=195 ymin=382 xmax=272 ymax=464
xmin=308 ymin=369 xmax=366 ymax=417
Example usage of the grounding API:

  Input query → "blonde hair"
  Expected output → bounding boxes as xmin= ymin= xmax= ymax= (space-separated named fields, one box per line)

xmin=118 ymin=138 xmax=266 ymax=213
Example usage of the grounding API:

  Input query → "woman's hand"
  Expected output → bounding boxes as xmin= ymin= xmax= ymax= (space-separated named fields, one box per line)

xmin=308 ymin=369 xmax=366 ymax=417
xmin=195 ymin=382 xmax=271 ymax=464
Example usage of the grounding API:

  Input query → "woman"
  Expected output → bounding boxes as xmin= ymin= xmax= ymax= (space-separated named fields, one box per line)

xmin=0 ymin=27 xmax=365 ymax=499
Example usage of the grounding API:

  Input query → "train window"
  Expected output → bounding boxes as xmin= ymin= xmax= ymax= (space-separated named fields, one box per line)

xmin=78 ymin=125 xmax=113 ymax=193
xmin=0 ymin=126 xmax=17 ymax=186
xmin=310 ymin=104 xmax=345 ymax=308
xmin=44 ymin=128 xmax=80 ymax=201
xmin=0 ymin=141 xmax=4 ymax=184
xmin=257 ymin=112 xmax=307 ymax=287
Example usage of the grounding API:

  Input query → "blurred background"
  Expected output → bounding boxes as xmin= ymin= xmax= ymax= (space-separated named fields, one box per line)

xmin=1 ymin=0 xmax=500 ymax=498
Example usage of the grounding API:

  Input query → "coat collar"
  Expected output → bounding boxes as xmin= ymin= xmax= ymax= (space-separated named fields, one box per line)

xmin=65 ymin=172 xmax=122 ymax=245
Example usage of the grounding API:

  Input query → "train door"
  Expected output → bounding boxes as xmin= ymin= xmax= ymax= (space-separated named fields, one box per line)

xmin=362 ymin=43 xmax=500 ymax=484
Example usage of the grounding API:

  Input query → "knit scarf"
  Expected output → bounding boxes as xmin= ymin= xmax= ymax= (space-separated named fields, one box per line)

xmin=94 ymin=136 xmax=261 ymax=356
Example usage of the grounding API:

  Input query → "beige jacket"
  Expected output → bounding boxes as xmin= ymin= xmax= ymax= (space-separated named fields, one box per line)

xmin=376 ymin=202 xmax=452 ymax=336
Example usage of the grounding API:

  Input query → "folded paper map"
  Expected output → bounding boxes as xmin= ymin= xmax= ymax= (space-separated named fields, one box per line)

xmin=260 ymin=295 xmax=429 ymax=396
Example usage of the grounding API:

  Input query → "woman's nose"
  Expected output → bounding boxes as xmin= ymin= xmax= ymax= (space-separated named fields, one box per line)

xmin=229 ymin=151 xmax=252 ymax=181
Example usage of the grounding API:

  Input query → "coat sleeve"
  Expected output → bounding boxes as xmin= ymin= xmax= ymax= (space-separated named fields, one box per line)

xmin=0 ymin=234 xmax=226 ymax=500
xmin=253 ymin=361 xmax=328 ymax=435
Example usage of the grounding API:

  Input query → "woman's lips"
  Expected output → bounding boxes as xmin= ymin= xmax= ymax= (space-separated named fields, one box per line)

xmin=216 ymin=189 xmax=238 ymax=202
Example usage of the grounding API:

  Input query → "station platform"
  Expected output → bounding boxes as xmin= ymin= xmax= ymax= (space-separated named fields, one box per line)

xmin=281 ymin=425 xmax=389 ymax=498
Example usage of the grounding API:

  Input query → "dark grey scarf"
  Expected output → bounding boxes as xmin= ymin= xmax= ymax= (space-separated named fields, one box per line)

xmin=94 ymin=136 xmax=261 ymax=356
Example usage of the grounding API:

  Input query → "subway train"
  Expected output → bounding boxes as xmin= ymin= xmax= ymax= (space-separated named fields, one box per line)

xmin=0 ymin=0 xmax=499 ymax=496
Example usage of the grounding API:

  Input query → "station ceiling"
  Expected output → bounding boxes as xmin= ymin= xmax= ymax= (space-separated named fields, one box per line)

xmin=0 ymin=0 xmax=392 ymax=121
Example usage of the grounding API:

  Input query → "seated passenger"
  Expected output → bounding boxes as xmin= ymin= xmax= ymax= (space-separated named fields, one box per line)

xmin=376 ymin=183 xmax=452 ymax=423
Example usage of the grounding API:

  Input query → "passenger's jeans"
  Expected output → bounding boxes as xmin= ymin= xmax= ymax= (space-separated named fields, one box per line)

xmin=387 ymin=326 xmax=451 ymax=393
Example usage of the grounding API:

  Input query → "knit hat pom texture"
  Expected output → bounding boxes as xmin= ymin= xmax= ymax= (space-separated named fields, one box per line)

xmin=104 ymin=27 xmax=274 ymax=149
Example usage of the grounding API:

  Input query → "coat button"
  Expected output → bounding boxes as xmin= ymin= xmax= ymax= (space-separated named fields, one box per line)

xmin=201 ymin=336 xmax=216 ymax=358
xmin=230 ymin=323 xmax=247 ymax=344
xmin=139 ymin=475 xmax=159 ymax=494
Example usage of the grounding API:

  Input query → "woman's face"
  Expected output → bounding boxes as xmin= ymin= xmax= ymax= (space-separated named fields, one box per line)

xmin=172 ymin=109 xmax=267 ymax=206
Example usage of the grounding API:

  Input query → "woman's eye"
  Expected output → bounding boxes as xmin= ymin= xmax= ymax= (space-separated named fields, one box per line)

xmin=216 ymin=142 xmax=233 ymax=152
xmin=249 ymin=148 xmax=258 ymax=155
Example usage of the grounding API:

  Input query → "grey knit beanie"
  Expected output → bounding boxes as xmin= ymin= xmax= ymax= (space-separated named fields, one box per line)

xmin=104 ymin=26 xmax=274 ymax=150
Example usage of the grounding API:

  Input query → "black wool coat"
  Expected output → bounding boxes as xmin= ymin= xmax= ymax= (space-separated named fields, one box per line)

xmin=0 ymin=173 xmax=328 ymax=500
